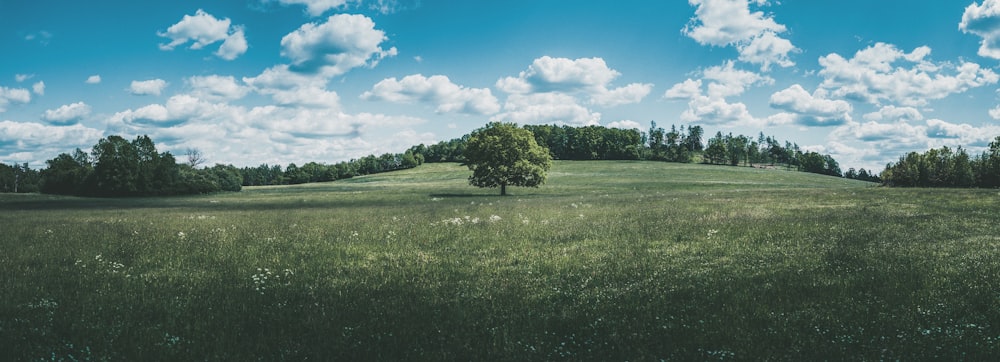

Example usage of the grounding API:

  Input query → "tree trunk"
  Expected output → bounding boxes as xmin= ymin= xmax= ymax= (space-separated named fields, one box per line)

xmin=500 ymin=183 xmax=506 ymax=196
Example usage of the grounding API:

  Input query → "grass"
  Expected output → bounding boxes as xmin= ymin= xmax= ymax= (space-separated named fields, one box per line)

xmin=2 ymin=161 xmax=1000 ymax=360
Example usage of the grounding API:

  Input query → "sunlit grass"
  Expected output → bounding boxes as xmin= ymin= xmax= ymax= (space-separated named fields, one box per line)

xmin=2 ymin=161 xmax=999 ymax=360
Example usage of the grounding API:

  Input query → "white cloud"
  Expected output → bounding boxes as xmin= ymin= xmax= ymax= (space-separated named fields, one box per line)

xmin=32 ymin=81 xmax=45 ymax=96
xmin=103 ymin=93 xmax=430 ymax=166
xmin=158 ymin=9 xmax=248 ymax=60
xmin=768 ymin=84 xmax=852 ymax=126
xmin=110 ymin=94 xmax=233 ymax=126
xmin=606 ymin=120 xmax=643 ymax=130
xmin=683 ymin=0 xmax=796 ymax=70
xmin=496 ymin=56 xmax=652 ymax=106
xmin=592 ymin=83 xmax=654 ymax=107
xmin=86 ymin=75 xmax=102 ymax=84
xmin=960 ymin=0 xmax=1000 ymax=59
xmin=15 ymin=74 xmax=33 ymax=82
xmin=990 ymin=105 xmax=1000 ymax=120
xmin=703 ymin=60 xmax=773 ymax=98
xmin=0 ymin=120 xmax=103 ymax=165
xmin=681 ymin=95 xmax=759 ymax=125
xmin=818 ymin=43 xmax=999 ymax=106
xmin=491 ymin=93 xmax=601 ymax=126
xmin=738 ymin=31 xmax=796 ymax=70
xmin=280 ymin=14 xmax=397 ymax=76
xmin=362 ymin=74 xmax=501 ymax=115
xmin=129 ymin=79 xmax=168 ymax=96
xmin=275 ymin=0 xmax=350 ymax=17
xmin=664 ymin=79 xmax=703 ymax=100
xmin=863 ymin=105 xmax=923 ymax=123
xmin=216 ymin=26 xmax=248 ymax=61
xmin=244 ymin=65 xmax=341 ymax=108
xmin=41 ymin=102 xmax=91 ymax=124
xmin=0 ymin=87 xmax=31 ymax=112
xmin=187 ymin=75 xmax=249 ymax=101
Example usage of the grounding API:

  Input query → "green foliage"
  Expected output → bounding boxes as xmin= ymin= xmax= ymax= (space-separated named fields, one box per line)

xmin=4 ymin=162 xmax=1000 ymax=360
xmin=464 ymin=122 xmax=552 ymax=195
xmin=882 ymin=143 xmax=997 ymax=188
xmin=39 ymin=135 xmax=241 ymax=197
xmin=0 ymin=162 xmax=41 ymax=193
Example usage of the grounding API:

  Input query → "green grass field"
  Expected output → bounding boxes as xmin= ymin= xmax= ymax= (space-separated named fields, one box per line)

xmin=3 ymin=161 xmax=1000 ymax=360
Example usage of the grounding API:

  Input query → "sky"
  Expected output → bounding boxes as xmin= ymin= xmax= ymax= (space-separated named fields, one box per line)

xmin=3 ymin=0 xmax=1000 ymax=172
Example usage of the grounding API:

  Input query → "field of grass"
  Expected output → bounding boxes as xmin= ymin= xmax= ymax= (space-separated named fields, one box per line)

xmin=3 ymin=161 xmax=1000 ymax=360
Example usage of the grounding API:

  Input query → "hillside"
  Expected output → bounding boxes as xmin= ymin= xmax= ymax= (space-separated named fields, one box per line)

xmin=3 ymin=161 xmax=999 ymax=360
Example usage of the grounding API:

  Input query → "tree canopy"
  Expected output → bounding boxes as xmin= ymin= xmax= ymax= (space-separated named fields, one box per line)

xmin=463 ymin=122 xmax=552 ymax=196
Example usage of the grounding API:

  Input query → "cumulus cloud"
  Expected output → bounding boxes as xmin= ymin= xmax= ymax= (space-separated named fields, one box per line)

xmin=491 ymin=93 xmax=601 ymax=126
xmin=280 ymin=14 xmax=397 ymax=76
xmin=216 ymin=26 xmax=248 ymax=61
xmin=960 ymin=0 xmax=1000 ymax=59
xmin=496 ymin=56 xmax=652 ymax=106
xmin=158 ymin=9 xmax=248 ymax=60
xmin=187 ymin=75 xmax=249 ymax=101
xmin=769 ymin=84 xmax=852 ymax=126
xmin=32 ymin=81 xmax=45 ymax=96
xmin=683 ymin=0 xmax=796 ymax=70
xmin=681 ymin=95 xmax=758 ymax=125
xmin=664 ymin=79 xmax=703 ymax=100
xmin=664 ymin=62 xmax=771 ymax=126
xmin=362 ymin=74 xmax=500 ymax=115
xmin=274 ymin=0 xmax=350 ymax=17
xmin=990 ymin=105 xmax=1000 ymax=120
xmin=592 ymin=83 xmax=654 ymax=107
xmin=0 ymin=87 xmax=32 ymax=112
xmin=703 ymin=60 xmax=773 ymax=98
xmin=86 ymin=75 xmax=102 ymax=84
xmin=244 ymin=65 xmax=341 ymax=108
xmin=863 ymin=105 xmax=923 ymax=123
xmin=129 ymin=79 xmax=168 ymax=96
xmin=41 ymin=102 xmax=91 ymax=124
xmin=0 ymin=120 xmax=103 ymax=164
xmin=606 ymin=120 xmax=643 ymax=130
xmin=103 ymin=93 xmax=429 ymax=166
xmin=818 ymin=43 xmax=999 ymax=107
xmin=15 ymin=74 xmax=33 ymax=82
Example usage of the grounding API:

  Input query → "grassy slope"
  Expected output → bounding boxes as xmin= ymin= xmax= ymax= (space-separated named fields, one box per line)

xmin=2 ymin=161 xmax=1000 ymax=360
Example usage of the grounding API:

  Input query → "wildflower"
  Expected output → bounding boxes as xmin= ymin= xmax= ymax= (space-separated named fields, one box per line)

xmin=489 ymin=215 xmax=502 ymax=223
xmin=707 ymin=229 xmax=718 ymax=239
xmin=177 ymin=231 xmax=186 ymax=239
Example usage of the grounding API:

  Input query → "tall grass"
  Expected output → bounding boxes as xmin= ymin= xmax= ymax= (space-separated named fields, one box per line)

xmin=2 ymin=161 xmax=999 ymax=360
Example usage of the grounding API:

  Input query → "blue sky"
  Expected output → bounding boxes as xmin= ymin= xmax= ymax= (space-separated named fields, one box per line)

xmin=3 ymin=0 xmax=1000 ymax=171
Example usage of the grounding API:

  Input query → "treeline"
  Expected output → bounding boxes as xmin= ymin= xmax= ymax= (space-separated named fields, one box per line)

xmin=703 ymin=131 xmax=842 ymax=176
xmin=3 ymin=123 xmax=866 ymax=196
xmin=0 ymin=163 xmax=41 ymax=193
xmin=881 ymin=137 xmax=1000 ymax=188
xmin=406 ymin=123 xmax=844 ymax=177
xmin=240 ymin=151 xmax=423 ymax=186
xmin=39 ymin=135 xmax=243 ymax=197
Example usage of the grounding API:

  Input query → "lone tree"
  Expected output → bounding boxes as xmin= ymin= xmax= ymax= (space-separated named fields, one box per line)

xmin=463 ymin=122 xmax=552 ymax=196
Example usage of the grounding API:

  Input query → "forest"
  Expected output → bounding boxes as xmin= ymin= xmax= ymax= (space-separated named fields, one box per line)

xmin=880 ymin=138 xmax=1000 ymax=188
xmin=5 ymin=122 xmax=972 ymax=196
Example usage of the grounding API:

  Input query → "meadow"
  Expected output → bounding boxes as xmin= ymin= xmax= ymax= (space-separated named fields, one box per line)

xmin=2 ymin=161 xmax=999 ymax=360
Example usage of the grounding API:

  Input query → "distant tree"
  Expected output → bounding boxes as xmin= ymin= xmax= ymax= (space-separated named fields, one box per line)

xmin=185 ymin=148 xmax=205 ymax=168
xmin=91 ymin=135 xmax=140 ymax=196
xmin=463 ymin=122 xmax=552 ymax=196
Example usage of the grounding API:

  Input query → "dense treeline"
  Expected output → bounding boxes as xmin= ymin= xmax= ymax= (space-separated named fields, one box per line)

xmin=4 ymin=123 xmax=870 ymax=196
xmin=844 ymin=168 xmax=882 ymax=183
xmin=39 ymin=135 xmax=243 ymax=196
xmin=240 ymin=151 xmax=424 ymax=186
xmin=0 ymin=163 xmax=41 ymax=193
xmin=703 ymin=131 xmax=842 ymax=176
xmin=881 ymin=137 xmax=1000 ymax=187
